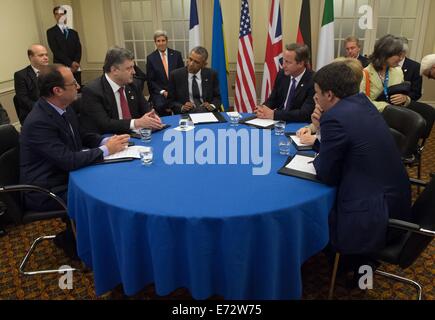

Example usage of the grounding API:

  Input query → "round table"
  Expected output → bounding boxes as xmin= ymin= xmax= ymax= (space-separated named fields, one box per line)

xmin=68 ymin=113 xmax=335 ymax=299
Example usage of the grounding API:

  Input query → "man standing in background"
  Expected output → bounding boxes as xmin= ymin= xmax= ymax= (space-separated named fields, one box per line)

xmin=13 ymin=44 xmax=49 ymax=124
xmin=343 ymin=36 xmax=369 ymax=68
xmin=146 ymin=30 xmax=184 ymax=116
xmin=47 ymin=6 xmax=82 ymax=87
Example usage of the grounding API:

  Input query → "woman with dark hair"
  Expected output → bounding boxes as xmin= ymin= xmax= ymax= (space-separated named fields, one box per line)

xmin=360 ymin=34 xmax=411 ymax=111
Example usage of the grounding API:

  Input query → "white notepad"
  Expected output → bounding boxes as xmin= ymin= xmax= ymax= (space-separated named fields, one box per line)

xmin=290 ymin=135 xmax=312 ymax=147
xmin=189 ymin=113 xmax=219 ymax=124
xmin=285 ymin=155 xmax=317 ymax=175
xmin=104 ymin=146 xmax=149 ymax=160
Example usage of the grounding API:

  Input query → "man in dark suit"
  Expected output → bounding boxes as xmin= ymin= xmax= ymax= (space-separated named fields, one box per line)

xmin=46 ymin=6 xmax=82 ymax=86
xmin=399 ymin=37 xmax=422 ymax=101
xmin=146 ymin=30 xmax=184 ymax=116
xmin=20 ymin=64 xmax=130 ymax=211
xmin=255 ymin=43 xmax=315 ymax=122
xmin=80 ymin=47 xmax=163 ymax=134
xmin=168 ymin=46 xmax=221 ymax=114
xmin=311 ymin=61 xmax=411 ymax=255
xmin=13 ymin=44 xmax=49 ymax=124
xmin=20 ymin=64 xmax=129 ymax=258
xmin=344 ymin=36 xmax=369 ymax=68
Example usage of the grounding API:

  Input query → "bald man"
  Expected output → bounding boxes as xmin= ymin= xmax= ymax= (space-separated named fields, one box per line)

xmin=14 ymin=44 xmax=49 ymax=124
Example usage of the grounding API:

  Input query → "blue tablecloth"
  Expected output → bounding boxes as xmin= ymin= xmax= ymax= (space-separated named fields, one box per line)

xmin=68 ymin=114 xmax=336 ymax=299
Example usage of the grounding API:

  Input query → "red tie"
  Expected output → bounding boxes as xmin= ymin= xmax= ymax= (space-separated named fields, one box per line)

xmin=118 ymin=87 xmax=131 ymax=119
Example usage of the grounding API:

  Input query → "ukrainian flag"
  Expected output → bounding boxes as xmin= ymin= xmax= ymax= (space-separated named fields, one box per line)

xmin=211 ymin=0 xmax=229 ymax=112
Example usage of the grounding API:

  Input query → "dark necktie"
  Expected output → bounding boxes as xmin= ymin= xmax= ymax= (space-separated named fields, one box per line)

xmin=192 ymin=75 xmax=202 ymax=108
xmin=118 ymin=87 xmax=132 ymax=119
xmin=284 ymin=77 xmax=297 ymax=111
xmin=64 ymin=27 xmax=69 ymax=39
xmin=62 ymin=113 xmax=78 ymax=149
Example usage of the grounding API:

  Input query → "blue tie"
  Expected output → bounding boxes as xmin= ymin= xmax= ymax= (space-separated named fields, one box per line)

xmin=64 ymin=27 xmax=69 ymax=39
xmin=284 ymin=78 xmax=297 ymax=111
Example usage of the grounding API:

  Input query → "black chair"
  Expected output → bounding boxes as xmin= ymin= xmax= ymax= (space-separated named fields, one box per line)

xmin=12 ymin=95 xmax=26 ymax=126
xmin=406 ymin=102 xmax=435 ymax=179
xmin=0 ymin=124 xmax=76 ymax=275
xmin=382 ymin=105 xmax=426 ymax=162
xmin=328 ymin=175 xmax=435 ymax=300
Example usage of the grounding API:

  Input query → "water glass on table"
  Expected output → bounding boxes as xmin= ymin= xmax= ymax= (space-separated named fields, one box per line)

xmin=229 ymin=114 xmax=241 ymax=127
xmin=139 ymin=128 xmax=152 ymax=143
xmin=140 ymin=146 xmax=153 ymax=165
xmin=274 ymin=121 xmax=286 ymax=135
xmin=278 ymin=136 xmax=291 ymax=155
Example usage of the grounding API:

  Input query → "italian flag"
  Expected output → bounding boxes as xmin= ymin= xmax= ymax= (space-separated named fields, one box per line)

xmin=316 ymin=0 xmax=334 ymax=70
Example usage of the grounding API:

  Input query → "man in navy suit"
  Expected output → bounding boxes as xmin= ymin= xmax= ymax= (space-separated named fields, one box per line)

xmin=168 ymin=46 xmax=221 ymax=114
xmin=80 ymin=47 xmax=163 ymax=134
xmin=311 ymin=61 xmax=411 ymax=254
xmin=146 ymin=30 xmax=184 ymax=116
xmin=255 ymin=43 xmax=315 ymax=122
xmin=47 ymin=6 xmax=82 ymax=86
xmin=20 ymin=64 xmax=130 ymax=211
xmin=13 ymin=44 xmax=49 ymax=124
xmin=398 ymin=37 xmax=422 ymax=101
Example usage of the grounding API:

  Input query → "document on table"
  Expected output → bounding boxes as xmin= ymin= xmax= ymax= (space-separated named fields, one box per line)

xmin=244 ymin=118 xmax=278 ymax=128
xmin=290 ymin=135 xmax=312 ymax=147
xmin=104 ymin=146 xmax=148 ymax=160
xmin=189 ymin=113 xmax=219 ymax=124
xmin=285 ymin=155 xmax=317 ymax=175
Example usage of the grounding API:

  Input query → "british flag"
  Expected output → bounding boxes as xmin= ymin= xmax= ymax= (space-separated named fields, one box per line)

xmin=260 ymin=0 xmax=283 ymax=103
xmin=234 ymin=0 xmax=256 ymax=113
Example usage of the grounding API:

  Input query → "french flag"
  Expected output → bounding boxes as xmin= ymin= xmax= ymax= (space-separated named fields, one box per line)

xmin=189 ymin=0 xmax=200 ymax=51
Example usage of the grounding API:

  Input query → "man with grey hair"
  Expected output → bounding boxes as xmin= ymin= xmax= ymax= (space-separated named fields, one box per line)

xmin=168 ymin=46 xmax=221 ymax=114
xmin=420 ymin=54 xmax=435 ymax=80
xmin=81 ymin=47 xmax=163 ymax=134
xmin=398 ymin=37 xmax=422 ymax=101
xmin=146 ymin=30 xmax=184 ymax=116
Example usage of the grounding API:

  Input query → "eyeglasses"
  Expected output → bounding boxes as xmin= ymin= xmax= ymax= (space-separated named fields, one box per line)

xmin=64 ymin=80 xmax=79 ymax=87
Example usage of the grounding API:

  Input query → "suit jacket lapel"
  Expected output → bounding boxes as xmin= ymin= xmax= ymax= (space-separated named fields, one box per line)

xmin=201 ymin=69 xmax=209 ymax=100
xmin=293 ymin=70 xmax=309 ymax=101
xmin=154 ymin=50 xmax=168 ymax=80
xmin=40 ymin=100 xmax=78 ymax=149
xmin=26 ymin=66 xmax=38 ymax=93
xmin=101 ymin=76 xmax=120 ymax=119
xmin=125 ymin=85 xmax=136 ymax=117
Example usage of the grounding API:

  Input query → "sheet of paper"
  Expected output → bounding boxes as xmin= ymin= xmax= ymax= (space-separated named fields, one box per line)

xmin=227 ymin=111 xmax=241 ymax=117
xmin=290 ymin=135 xmax=312 ymax=147
xmin=104 ymin=146 xmax=149 ymax=160
xmin=285 ymin=155 xmax=317 ymax=175
xmin=189 ymin=113 xmax=219 ymax=124
xmin=245 ymin=118 xmax=278 ymax=128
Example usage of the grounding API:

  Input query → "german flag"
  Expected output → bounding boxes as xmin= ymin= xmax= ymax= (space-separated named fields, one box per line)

xmin=296 ymin=0 xmax=312 ymax=69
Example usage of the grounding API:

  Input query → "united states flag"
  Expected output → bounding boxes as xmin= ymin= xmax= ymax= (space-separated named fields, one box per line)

xmin=234 ymin=0 xmax=256 ymax=113
xmin=260 ymin=0 xmax=283 ymax=103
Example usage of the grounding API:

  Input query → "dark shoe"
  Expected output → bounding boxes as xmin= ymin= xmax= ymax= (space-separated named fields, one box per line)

xmin=54 ymin=230 xmax=80 ymax=261
xmin=0 ymin=227 xmax=6 ymax=237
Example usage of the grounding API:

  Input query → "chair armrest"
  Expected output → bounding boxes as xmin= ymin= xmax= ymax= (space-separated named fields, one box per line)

xmin=389 ymin=218 xmax=435 ymax=237
xmin=0 ymin=184 xmax=67 ymax=211
xmin=409 ymin=178 xmax=427 ymax=187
